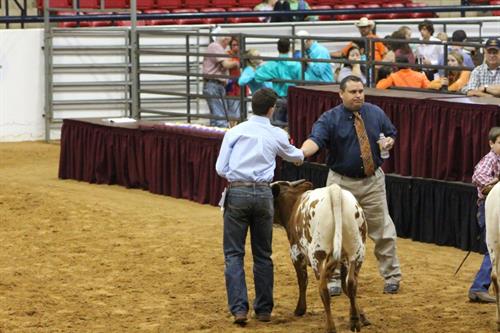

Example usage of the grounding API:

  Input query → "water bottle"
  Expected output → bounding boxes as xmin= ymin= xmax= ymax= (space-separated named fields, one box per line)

xmin=378 ymin=133 xmax=390 ymax=159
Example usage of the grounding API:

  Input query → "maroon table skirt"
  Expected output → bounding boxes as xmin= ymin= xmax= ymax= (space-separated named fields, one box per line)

xmin=59 ymin=119 xmax=227 ymax=206
xmin=288 ymin=85 xmax=500 ymax=183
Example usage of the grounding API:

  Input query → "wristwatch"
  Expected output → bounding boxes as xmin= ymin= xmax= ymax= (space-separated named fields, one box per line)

xmin=484 ymin=85 xmax=489 ymax=93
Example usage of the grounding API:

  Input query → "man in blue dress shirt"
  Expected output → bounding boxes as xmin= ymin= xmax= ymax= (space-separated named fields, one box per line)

xmin=215 ymin=88 xmax=304 ymax=325
xmin=300 ymin=75 xmax=402 ymax=295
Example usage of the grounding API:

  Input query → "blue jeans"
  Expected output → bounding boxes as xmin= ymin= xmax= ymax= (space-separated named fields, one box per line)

xmin=223 ymin=185 xmax=274 ymax=316
xmin=203 ymin=81 xmax=229 ymax=128
xmin=470 ymin=201 xmax=492 ymax=292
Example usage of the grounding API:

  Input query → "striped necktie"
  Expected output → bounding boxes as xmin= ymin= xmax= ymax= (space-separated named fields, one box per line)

xmin=353 ymin=111 xmax=375 ymax=176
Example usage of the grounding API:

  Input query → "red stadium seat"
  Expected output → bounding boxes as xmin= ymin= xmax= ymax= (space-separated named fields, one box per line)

xmin=382 ymin=3 xmax=408 ymax=19
xmin=79 ymin=0 xmax=99 ymax=8
xmin=36 ymin=0 xmax=71 ymax=10
xmin=238 ymin=0 xmax=260 ymax=7
xmin=315 ymin=0 xmax=340 ymax=4
xmin=156 ymin=0 xmax=182 ymax=9
xmin=185 ymin=0 xmax=209 ymax=9
xmin=137 ymin=0 xmax=155 ymax=10
xmin=172 ymin=8 xmax=204 ymax=25
xmin=311 ymin=5 xmax=332 ymax=21
xmin=143 ymin=9 xmax=175 ymax=25
xmin=332 ymin=4 xmax=360 ymax=20
xmin=103 ymin=0 xmax=129 ymax=8
xmin=56 ymin=11 xmax=78 ymax=27
xmin=357 ymin=4 xmax=385 ymax=19
xmin=115 ymin=18 xmax=147 ymax=25
xmin=227 ymin=7 xmax=260 ymax=23
xmin=211 ymin=0 xmax=237 ymax=9
xmin=405 ymin=2 xmax=435 ymax=18
xmin=491 ymin=0 xmax=500 ymax=15
xmin=200 ymin=8 xmax=227 ymax=24
xmin=84 ymin=11 xmax=114 ymax=26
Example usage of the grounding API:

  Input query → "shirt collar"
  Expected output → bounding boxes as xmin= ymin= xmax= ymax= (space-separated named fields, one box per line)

xmin=249 ymin=115 xmax=271 ymax=125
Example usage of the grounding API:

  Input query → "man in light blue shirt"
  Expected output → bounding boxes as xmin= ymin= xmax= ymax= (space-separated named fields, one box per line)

xmin=216 ymin=88 xmax=304 ymax=325
xmin=295 ymin=30 xmax=334 ymax=83
xmin=255 ymin=38 xmax=302 ymax=125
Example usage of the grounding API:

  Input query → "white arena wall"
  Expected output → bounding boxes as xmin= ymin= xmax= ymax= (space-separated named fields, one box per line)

xmin=0 ymin=29 xmax=45 ymax=142
xmin=0 ymin=17 xmax=498 ymax=142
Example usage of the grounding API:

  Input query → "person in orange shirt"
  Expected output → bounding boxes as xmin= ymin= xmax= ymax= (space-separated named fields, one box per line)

xmin=331 ymin=17 xmax=387 ymax=62
xmin=429 ymin=51 xmax=471 ymax=92
xmin=376 ymin=55 xmax=430 ymax=89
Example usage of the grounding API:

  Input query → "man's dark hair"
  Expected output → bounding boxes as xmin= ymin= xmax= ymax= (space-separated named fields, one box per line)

xmin=252 ymin=88 xmax=278 ymax=116
xmin=277 ymin=38 xmax=291 ymax=54
xmin=418 ymin=20 xmax=434 ymax=35
xmin=489 ymin=127 xmax=500 ymax=143
xmin=451 ymin=30 xmax=467 ymax=42
xmin=339 ymin=75 xmax=363 ymax=91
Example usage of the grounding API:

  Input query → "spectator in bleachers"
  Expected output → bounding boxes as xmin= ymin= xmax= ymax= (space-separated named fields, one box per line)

xmin=383 ymin=30 xmax=416 ymax=68
xmin=397 ymin=25 xmax=418 ymax=55
xmin=331 ymin=17 xmax=387 ymax=62
xmin=288 ymin=0 xmax=317 ymax=21
xmin=376 ymin=55 xmax=430 ymax=89
xmin=202 ymin=30 xmax=240 ymax=128
xmin=465 ymin=38 xmax=500 ymax=97
xmin=294 ymin=30 xmax=333 ymax=82
xmin=337 ymin=45 xmax=366 ymax=84
xmin=429 ymin=51 xmax=470 ymax=92
xmin=415 ymin=20 xmax=443 ymax=81
xmin=254 ymin=0 xmax=277 ymax=22
xmin=255 ymin=38 xmax=302 ymax=125
xmin=271 ymin=0 xmax=291 ymax=22
xmin=271 ymin=0 xmax=316 ymax=22
xmin=448 ymin=30 xmax=475 ymax=68
xmin=238 ymin=49 xmax=273 ymax=94
xmin=226 ymin=37 xmax=243 ymax=127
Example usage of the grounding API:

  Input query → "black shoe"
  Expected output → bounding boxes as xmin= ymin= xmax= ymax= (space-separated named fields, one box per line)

xmin=468 ymin=290 xmax=496 ymax=303
xmin=383 ymin=283 xmax=399 ymax=294
xmin=255 ymin=312 xmax=271 ymax=322
xmin=233 ymin=312 xmax=248 ymax=325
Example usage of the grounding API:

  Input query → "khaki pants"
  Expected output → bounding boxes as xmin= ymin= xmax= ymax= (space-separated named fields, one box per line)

xmin=327 ymin=168 xmax=402 ymax=284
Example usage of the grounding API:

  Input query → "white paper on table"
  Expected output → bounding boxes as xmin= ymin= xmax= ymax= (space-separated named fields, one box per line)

xmin=105 ymin=118 xmax=137 ymax=123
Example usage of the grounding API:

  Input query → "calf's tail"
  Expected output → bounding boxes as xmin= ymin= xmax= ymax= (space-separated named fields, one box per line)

xmin=329 ymin=183 xmax=343 ymax=265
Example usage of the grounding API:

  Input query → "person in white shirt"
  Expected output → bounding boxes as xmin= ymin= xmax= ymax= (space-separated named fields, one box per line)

xmin=216 ymin=88 xmax=304 ymax=325
xmin=416 ymin=20 xmax=443 ymax=80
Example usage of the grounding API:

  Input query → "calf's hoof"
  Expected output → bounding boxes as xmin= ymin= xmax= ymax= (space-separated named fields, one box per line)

xmin=350 ymin=316 xmax=361 ymax=332
xmin=360 ymin=313 xmax=371 ymax=326
xmin=497 ymin=321 xmax=500 ymax=331
xmin=294 ymin=307 xmax=306 ymax=316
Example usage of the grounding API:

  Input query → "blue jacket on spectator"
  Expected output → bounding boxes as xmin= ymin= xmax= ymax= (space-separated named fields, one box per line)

xmin=254 ymin=54 xmax=303 ymax=97
xmin=305 ymin=41 xmax=334 ymax=82
xmin=238 ymin=66 xmax=272 ymax=94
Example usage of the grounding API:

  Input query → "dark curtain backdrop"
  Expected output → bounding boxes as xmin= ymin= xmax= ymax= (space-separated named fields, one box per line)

xmin=59 ymin=119 xmax=226 ymax=206
xmin=288 ymin=86 xmax=500 ymax=183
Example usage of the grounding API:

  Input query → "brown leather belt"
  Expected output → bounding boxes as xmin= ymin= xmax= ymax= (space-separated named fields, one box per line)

xmin=229 ymin=181 xmax=270 ymax=187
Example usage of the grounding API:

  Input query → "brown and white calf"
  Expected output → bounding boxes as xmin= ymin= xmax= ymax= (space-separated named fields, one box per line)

xmin=271 ymin=180 xmax=370 ymax=333
xmin=486 ymin=182 xmax=500 ymax=331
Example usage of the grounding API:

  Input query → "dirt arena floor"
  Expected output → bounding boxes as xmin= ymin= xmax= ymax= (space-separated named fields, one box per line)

xmin=0 ymin=141 xmax=498 ymax=333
